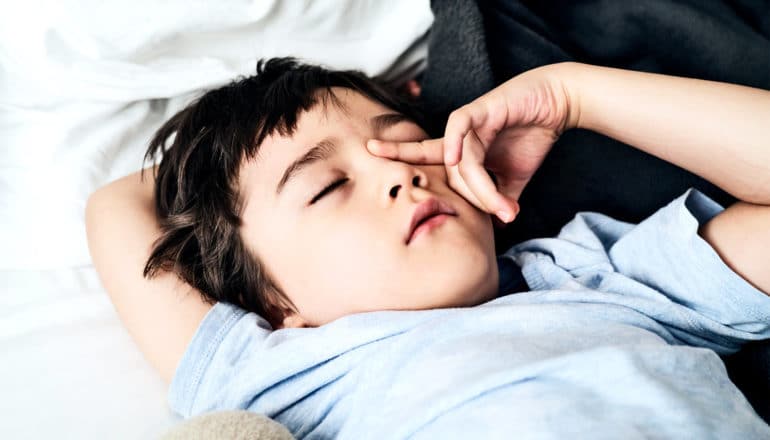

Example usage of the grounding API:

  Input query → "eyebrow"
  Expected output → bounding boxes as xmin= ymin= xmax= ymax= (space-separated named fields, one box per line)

xmin=275 ymin=112 xmax=412 ymax=195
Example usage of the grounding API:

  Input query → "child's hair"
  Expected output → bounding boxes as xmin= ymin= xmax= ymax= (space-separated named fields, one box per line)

xmin=141 ymin=57 xmax=425 ymax=327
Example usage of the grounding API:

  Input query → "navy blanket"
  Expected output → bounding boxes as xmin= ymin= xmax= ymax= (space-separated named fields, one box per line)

xmin=419 ymin=0 xmax=770 ymax=422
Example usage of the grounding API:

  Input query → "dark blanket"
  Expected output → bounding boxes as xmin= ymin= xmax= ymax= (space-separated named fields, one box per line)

xmin=419 ymin=0 xmax=770 ymax=422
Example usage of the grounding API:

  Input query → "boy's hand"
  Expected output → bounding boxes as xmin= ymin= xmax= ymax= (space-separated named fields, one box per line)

xmin=367 ymin=63 xmax=578 ymax=224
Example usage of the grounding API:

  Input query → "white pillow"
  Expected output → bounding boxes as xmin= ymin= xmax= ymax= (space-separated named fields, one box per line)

xmin=0 ymin=0 xmax=433 ymax=270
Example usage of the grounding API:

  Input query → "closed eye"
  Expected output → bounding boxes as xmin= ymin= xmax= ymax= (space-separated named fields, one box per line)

xmin=309 ymin=177 xmax=349 ymax=205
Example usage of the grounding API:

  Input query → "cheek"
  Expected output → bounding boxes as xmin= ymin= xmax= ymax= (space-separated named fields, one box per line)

xmin=452 ymin=196 xmax=495 ymax=238
xmin=472 ymin=207 xmax=495 ymax=236
xmin=294 ymin=228 xmax=398 ymax=322
xmin=314 ymin=218 xmax=398 ymax=278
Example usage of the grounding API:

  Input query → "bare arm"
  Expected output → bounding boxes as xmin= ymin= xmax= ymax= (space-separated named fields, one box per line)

xmin=567 ymin=63 xmax=770 ymax=294
xmin=85 ymin=167 xmax=213 ymax=383
xmin=370 ymin=62 xmax=769 ymax=292
xmin=698 ymin=202 xmax=770 ymax=295
xmin=569 ymin=63 xmax=770 ymax=205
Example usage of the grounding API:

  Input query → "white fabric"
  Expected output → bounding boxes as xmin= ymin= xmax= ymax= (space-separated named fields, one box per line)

xmin=0 ymin=1 xmax=432 ymax=438
xmin=0 ymin=0 xmax=432 ymax=270
xmin=0 ymin=268 xmax=178 ymax=438
xmin=0 ymin=0 xmax=430 ymax=106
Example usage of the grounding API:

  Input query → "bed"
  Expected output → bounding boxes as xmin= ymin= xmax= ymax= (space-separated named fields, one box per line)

xmin=0 ymin=1 xmax=432 ymax=437
xmin=3 ymin=0 xmax=769 ymax=438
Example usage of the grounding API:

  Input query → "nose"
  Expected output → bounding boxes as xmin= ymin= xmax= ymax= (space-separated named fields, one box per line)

xmin=386 ymin=163 xmax=429 ymax=202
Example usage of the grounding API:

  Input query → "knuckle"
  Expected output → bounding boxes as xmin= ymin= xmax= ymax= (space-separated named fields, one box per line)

xmin=447 ymin=108 xmax=470 ymax=130
xmin=457 ymin=159 xmax=469 ymax=178
xmin=415 ymin=141 xmax=427 ymax=162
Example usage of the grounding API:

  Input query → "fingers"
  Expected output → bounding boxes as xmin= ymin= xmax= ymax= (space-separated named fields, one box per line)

xmin=456 ymin=131 xmax=519 ymax=222
xmin=444 ymin=93 xmax=508 ymax=167
xmin=447 ymin=163 xmax=518 ymax=224
xmin=445 ymin=166 xmax=485 ymax=210
xmin=443 ymin=106 xmax=481 ymax=166
xmin=366 ymin=138 xmax=445 ymax=164
xmin=367 ymin=118 xmax=519 ymax=223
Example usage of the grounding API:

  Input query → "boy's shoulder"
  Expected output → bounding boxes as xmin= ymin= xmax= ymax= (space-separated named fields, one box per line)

xmin=503 ymin=188 xmax=722 ymax=276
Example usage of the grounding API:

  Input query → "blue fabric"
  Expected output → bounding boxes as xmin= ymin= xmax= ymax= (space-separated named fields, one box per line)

xmin=168 ymin=189 xmax=770 ymax=439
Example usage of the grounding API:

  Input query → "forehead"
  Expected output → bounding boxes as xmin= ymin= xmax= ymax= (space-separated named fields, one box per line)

xmin=237 ymin=88 xmax=396 ymax=206
xmin=257 ymin=87 xmax=396 ymax=165
xmin=262 ymin=86 xmax=395 ymax=155
xmin=316 ymin=87 xmax=395 ymax=121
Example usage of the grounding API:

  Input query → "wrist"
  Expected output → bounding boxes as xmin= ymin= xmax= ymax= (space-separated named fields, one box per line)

xmin=550 ymin=61 xmax=587 ymax=131
xmin=525 ymin=61 xmax=587 ymax=133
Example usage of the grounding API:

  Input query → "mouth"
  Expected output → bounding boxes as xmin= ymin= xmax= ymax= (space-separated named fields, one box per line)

xmin=405 ymin=198 xmax=458 ymax=245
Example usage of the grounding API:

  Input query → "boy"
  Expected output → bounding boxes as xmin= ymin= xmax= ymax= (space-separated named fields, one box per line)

xmin=86 ymin=58 xmax=770 ymax=438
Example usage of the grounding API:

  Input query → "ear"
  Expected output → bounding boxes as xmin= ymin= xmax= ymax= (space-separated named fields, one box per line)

xmin=279 ymin=311 xmax=310 ymax=329
xmin=405 ymin=79 xmax=421 ymax=98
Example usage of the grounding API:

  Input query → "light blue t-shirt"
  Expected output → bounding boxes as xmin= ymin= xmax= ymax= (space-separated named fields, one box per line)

xmin=168 ymin=189 xmax=770 ymax=439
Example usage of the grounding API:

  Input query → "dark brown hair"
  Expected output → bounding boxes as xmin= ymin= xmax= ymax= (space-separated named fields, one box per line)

xmin=141 ymin=57 xmax=424 ymax=328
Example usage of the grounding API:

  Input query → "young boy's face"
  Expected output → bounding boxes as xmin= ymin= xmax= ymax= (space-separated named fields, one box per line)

xmin=238 ymin=88 xmax=499 ymax=327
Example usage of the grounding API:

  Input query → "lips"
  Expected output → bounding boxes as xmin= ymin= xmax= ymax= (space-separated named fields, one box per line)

xmin=405 ymin=198 xmax=457 ymax=244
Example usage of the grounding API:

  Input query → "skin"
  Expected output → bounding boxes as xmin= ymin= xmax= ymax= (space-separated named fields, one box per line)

xmin=370 ymin=62 xmax=770 ymax=296
xmin=237 ymin=88 xmax=499 ymax=328
xmin=86 ymin=62 xmax=770 ymax=382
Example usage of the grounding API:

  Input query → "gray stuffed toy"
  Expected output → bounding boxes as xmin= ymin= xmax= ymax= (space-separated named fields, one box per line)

xmin=160 ymin=411 xmax=295 ymax=440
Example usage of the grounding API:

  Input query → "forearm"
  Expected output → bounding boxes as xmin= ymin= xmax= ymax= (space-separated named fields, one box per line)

xmin=565 ymin=63 xmax=770 ymax=205
xmin=85 ymin=167 xmax=212 ymax=382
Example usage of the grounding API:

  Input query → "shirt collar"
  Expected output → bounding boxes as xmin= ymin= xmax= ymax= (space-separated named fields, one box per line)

xmin=497 ymin=255 xmax=527 ymax=296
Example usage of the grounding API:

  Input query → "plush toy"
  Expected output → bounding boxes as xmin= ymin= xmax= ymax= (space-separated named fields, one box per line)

xmin=160 ymin=411 xmax=294 ymax=440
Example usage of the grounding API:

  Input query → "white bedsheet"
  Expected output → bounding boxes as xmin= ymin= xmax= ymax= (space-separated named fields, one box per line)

xmin=1 ymin=0 xmax=432 ymax=270
xmin=0 ymin=1 xmax=433 ymax=437
xmin=0 ymin=268 xmax=177 ymax=438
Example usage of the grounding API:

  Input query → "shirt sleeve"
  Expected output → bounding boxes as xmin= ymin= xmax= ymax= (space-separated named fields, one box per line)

xmin=167 ymin=301 xmax=270 ymax=417
xmin=507 ymin=189 xmax=770 ymax=354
